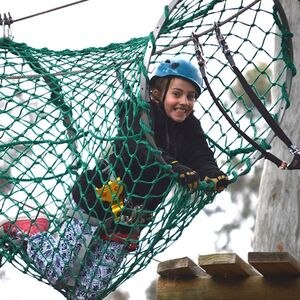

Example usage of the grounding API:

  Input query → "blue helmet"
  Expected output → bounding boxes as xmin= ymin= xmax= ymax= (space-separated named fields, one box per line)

xmin=150 ymin=58 xmax=203 ymax=96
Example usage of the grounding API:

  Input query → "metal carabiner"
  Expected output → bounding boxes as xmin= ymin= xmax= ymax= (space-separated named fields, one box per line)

xmin=191 ymin=32 xmax=207 ymax=80
xmin=191 ymin=32 xmax=206 ymax=67
xmin=1 ymin=13 xmax=13 ymax=38
xmin=214 ymin=22 xmax=236 ymax=67
xmin=214 ymin=22 xmax=227 ymax=51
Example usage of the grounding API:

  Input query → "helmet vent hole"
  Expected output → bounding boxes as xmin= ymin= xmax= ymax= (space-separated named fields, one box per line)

xmin=171 ymin=62 xmax=179 ymax=69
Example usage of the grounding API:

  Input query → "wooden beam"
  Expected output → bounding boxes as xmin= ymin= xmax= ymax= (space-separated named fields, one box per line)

xmin=157 ymin=276 xmax=300 ymax=300
xmin=157 ymin=257 xmax=208 ymax=279
xmin=248 ymin=252 xmax=300 ymax=277
xmin=198 ymin=253 xmax=260 ymax=277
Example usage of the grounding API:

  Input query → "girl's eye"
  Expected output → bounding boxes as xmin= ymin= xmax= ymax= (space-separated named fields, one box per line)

xmin=187 ymin=95 xmax=196 ymax=101
xmin=171 ymin=90 xmax=196 ymax=101
xmin=172 ymin=91 xmax=181 ymax=98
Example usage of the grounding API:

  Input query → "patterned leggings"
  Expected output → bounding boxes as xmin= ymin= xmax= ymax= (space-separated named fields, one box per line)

xmin=27 ymin=218 xmax=126 ymax=300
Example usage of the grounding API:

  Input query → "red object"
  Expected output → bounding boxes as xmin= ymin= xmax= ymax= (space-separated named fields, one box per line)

xmin=0 ymin=215 xmax=49 ymax=237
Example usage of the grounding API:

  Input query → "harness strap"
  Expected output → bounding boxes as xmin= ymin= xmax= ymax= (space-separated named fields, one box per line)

xmin=191 ymin=32 xmax=287 ymax=170
xmin=213 ymin=23 xmax=300 ymax=170
xmin=64 ymin=207 xmax=105 ymax=226
xmin=100 ymin=232 xmax=139 ymax=252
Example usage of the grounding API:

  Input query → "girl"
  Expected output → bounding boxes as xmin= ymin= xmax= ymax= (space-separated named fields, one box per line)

xmin=0 ymin=57 xmax=229 ymax=299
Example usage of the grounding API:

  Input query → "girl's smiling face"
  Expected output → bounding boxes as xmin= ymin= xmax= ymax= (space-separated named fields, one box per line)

xmin=163 ymin=78 xmax=197 ymax=122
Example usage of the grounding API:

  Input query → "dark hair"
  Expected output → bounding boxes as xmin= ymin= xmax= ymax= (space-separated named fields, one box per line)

xmin=149 ymin=77 xmax=170 ymax=103
xmin=150 ymin=77 xmax=169 ymax=91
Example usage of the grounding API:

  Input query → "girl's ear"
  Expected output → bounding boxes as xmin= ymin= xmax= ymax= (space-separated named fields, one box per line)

xmin=151 ymin=89 xmax=162 ymax=103
xmin=152 ymin=89 xmax=160 ymax=97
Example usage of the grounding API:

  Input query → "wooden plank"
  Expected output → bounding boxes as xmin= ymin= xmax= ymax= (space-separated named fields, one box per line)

xmin=157 ymin=276 xmax=300 ymax=300
xmin=198 ymin=253 xmax=260 ymax=278
xmin=157 ymin=257 xmax=208 ymax=279
xmin=248 ymin=252 xmax=300 ymax=277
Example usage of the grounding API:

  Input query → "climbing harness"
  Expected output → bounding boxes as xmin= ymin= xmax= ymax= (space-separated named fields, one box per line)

xmin=95 ymin=177 xmax=126 ymax=220
xmin=213 ymin=22 xmax=300 ymax=170
xmin=94 ymin=176 xmax=152 ymax=244
xmin=62 ymin=172 xmax=152 ymax=286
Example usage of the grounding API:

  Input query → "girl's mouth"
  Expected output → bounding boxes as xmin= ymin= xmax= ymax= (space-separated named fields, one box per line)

xmin=174 ymin=107 xmax=187 ymax=113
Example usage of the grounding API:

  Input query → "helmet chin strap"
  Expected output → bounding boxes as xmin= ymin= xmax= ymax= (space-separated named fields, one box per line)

xmin=161 ymin=78 xmax=171 ymax=103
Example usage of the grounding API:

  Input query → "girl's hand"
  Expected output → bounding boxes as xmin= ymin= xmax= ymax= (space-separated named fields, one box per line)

xmin=171 ymin=161 xmax=200 ymax=193
xmin=204 ymin=174 xmax=229 ymax=192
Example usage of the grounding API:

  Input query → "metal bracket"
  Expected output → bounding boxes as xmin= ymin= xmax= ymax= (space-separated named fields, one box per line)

xmin=0 ymin=13 xmax=13 ymax=38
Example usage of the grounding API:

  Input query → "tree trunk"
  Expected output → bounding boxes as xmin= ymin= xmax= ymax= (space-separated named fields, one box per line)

xmin=254 ymin=0 xmax=300 ymax=258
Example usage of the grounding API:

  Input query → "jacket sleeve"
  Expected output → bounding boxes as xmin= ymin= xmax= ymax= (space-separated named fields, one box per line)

xmin=184 ymin=117 xmax=225 ymax=180
xmin=112 ymin=100 xmax=155 ymax=167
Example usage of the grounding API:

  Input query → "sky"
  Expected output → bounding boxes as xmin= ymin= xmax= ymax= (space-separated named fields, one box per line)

xmin=0 ymin=0 xmax=172 ymax=50
xmin=0 ymin=1 xmax=255 ymax=299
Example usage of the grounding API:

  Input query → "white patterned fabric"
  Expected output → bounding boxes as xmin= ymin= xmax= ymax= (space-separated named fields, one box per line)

xmin=27 ymin=217 xmax=126 ymax=300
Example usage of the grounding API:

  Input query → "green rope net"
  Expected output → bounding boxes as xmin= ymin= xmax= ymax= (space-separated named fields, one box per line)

xmin=0 ymin=0 xmax=295 ymax=299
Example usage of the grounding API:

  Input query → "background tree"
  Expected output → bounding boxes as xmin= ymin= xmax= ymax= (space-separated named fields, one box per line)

xmin=230 ymin=62 xmax=272 ymax=118
xmin=145 ymin=280 xmax=156 ymax=300
xmin=254 ymin=0 xmax=300 ymax=256
xmin=105 ymin=289 xmax=130 ymax=300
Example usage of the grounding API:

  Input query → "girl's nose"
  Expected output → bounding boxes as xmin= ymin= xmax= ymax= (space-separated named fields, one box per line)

xmin=179 ymin=95 xmax=189 ymax=105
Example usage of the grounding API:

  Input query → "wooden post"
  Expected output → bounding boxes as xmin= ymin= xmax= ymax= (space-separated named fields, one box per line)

xmin=157 ymin=276 xmax=300 ymax=300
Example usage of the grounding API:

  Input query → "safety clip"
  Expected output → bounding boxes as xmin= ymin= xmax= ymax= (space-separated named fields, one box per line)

xmin=0 ymin=13 xmax=13 ymax=38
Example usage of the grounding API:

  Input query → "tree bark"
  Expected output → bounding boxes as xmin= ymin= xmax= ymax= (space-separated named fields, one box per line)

xmin=254 ymin=0 xmax=300 ymax=258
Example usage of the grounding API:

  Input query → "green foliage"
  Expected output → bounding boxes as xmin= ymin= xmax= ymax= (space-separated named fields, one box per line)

xmin=145 ymin=280 xmax=156 ymax=300
xmin=228 ymin=62 xmax=273 ymax=118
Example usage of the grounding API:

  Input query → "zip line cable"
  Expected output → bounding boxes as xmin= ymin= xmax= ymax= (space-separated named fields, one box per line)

xmin=1 ymin=0 xmax=89 ymax=24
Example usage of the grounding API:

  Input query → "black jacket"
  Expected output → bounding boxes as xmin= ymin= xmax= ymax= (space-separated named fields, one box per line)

xmin=110 ymin=100 xmax=223 ymax=207
xmin=73 ymin=99 xmax=223 ymax=216
xmin=151 ymin=101 xmax=223 ymax=180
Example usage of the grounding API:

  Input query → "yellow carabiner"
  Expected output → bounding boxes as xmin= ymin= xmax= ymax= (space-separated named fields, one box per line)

xmin=95 ymin=177 xmax=125 ymax=220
